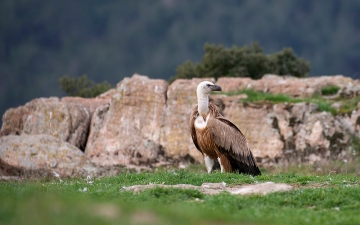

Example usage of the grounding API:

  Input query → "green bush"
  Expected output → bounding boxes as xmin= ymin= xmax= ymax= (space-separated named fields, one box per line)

xmin=58 ymin=74 xmax=112 ymax=98
xmin=321 ymin=85 xmax=340 ymax=95
xmin=170 ymin=43 xmax=310 ymax=82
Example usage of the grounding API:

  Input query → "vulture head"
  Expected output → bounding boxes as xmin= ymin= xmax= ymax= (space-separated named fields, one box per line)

xmin=196 ymin=81 xmax=222 ymax=97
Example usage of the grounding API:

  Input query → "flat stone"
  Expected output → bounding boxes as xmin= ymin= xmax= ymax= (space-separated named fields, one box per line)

xmin=121 ymin=182 xmax=293 ymax=195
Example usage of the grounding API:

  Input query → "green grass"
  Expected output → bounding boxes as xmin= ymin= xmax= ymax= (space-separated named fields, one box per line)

xmin=337 ymin=95 xmax=360 ymax=114
xmin=220 ymin=89 xmax=359 ymax=115
xmin=225 ymin=89 xmax=302 ymax=104
xmin=1 ymin=169 xmax=360 ymax=225
xmin=321 ymin=85 xmax=340 ymax=96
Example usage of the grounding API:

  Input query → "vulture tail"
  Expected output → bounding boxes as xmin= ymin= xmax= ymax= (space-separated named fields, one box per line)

xmin=226 ymin=149 xmax=261 ymax=176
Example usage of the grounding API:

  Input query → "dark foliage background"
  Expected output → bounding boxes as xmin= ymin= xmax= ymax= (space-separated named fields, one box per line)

xmin=171 ymin=43 xmax=310 ymax=82
xmin=58 ymin=75 xmax=111 ymax=98
xmin=1 ymin=0 xmax=360 ymax=123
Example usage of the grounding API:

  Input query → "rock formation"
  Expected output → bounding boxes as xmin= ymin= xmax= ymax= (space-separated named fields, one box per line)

xmin=0 ymin=96 xmax=110 ymax=150
xmin=85 ymin=75 xmax=168 ymax=167
xmin=1 ymin=74 xmax=359 ymax=177
xmin=0 ymin=134 xmax=96 ymax=177
xmin=0 ymin=95 xmax=110 ymax=177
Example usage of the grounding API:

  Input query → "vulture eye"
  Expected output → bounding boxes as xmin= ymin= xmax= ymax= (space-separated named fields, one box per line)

xmin=206 ymin=84 xmax=211 ymax=87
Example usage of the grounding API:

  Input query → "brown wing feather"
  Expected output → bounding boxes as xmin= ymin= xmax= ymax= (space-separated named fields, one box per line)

xmin=190 ymin=105 xmax=201 ymax=153
xmin=207 ymin=117 xmax=261 ymax=175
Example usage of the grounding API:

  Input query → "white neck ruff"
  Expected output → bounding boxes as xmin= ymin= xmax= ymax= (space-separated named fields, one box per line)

xmin=197 ymin=92 xmax=209 ymax=117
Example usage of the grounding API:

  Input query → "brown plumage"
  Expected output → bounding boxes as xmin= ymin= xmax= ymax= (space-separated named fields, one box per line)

xmin=190 ymin=81 xmax=261 ymax=176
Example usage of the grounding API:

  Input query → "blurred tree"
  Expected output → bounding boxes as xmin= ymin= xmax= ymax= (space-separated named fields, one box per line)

xmin=270 ymin=48 xmax=310 ymax=78
xmin=171 ymin=43 xmax=310 ymax=82
xmin=58 ymin=75 xmax=111 ymax=98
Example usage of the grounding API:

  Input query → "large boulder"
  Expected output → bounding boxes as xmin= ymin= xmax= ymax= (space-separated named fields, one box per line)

xmin=85 ymin=74 xmax=168 ymax=167
xmin=0 ymin=134 xmax=96 ymax=177
xmin=0 ymin=96 xmax=110 ymax=150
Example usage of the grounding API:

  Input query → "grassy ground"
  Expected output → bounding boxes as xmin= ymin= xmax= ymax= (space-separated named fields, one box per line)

xmin=1 ymin=165 xmax=360 ymax=225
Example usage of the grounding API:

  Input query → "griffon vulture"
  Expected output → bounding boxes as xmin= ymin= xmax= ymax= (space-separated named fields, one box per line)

xmin=190 ymin=81 xmax=261 ymax=176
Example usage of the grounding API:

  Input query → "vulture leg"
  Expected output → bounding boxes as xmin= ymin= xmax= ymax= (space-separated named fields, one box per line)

xmin=218 ymin=154 xmax=232 ymax=173
xmin=217 ymin=157 xmax=224 ymax=173
xmin=204 ymin=154 xmax=215 ymax=173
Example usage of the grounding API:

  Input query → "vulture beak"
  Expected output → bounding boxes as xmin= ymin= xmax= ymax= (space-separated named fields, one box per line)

xmin=211 ymin=84 xmax=222 ymax=92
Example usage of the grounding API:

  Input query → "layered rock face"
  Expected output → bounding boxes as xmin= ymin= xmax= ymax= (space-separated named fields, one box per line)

xmin=1 ymin=74 xmax=359 ymax=177
xmin=0 ymin=134 xmax=94 ymax=177
xmin=0 ymin=95 xmax=110 ymax=176
xmin=85 ymin=75 xmax=168 ymax=167
xmin=0 ymin=97 xmax=109 ymax=150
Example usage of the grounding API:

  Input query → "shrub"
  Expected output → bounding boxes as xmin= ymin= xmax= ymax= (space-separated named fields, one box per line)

xmin=321 ymin=85 xmax=340 ymax=95
xmin=58 ymin=74 xmax=112 ymax=98
xmin=170 ymin=43 xmax=310 ymax=82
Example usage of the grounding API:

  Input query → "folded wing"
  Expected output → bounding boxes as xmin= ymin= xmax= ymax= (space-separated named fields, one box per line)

xmin=207 ymin=117 xmax=261 ymax=175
